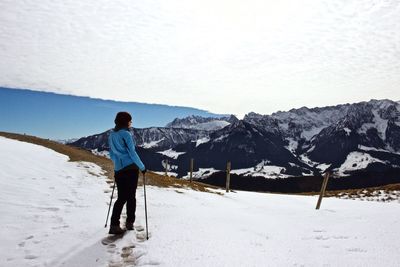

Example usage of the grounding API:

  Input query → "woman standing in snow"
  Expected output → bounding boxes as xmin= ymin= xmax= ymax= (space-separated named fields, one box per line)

xmin=108 ymin=112 xmax=146 ymax=234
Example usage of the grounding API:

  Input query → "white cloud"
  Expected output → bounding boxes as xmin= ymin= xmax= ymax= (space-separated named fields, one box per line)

xmin=0 ymin=0 xmax=399 ymax=116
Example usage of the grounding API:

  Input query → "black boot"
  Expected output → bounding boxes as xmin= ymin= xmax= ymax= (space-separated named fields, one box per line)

xmin=109 ymin=225 xmax=125 ymax=235
xmin=126 ymin=221 xmax=134 ymax=231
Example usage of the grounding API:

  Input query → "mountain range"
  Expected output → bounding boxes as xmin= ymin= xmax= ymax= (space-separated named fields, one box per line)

xmin=70 ymin=99 xmax=400 ymax=192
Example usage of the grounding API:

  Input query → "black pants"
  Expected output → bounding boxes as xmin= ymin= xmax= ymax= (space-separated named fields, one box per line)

xmin=110 ymin=168 xmax=139 ymax=226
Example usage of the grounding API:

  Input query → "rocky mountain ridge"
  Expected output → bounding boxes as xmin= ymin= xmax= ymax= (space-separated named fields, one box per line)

xmin=69 ymin=99 xmax=400 ymax=182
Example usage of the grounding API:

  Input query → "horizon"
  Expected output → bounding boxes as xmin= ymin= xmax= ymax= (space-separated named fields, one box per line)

xmin=1 ymin=1 xmax=400 ymax=117
xmin=1 ymin=87 xmax=399 ymax=140
xmin=5 ymin=87 xmax=400 ymax=119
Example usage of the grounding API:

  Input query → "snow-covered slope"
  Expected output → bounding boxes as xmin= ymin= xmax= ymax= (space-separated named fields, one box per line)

xmin=1 ymin=136 xmax=400 ymax=266
xmin=66 ymin=187 xmax=400 ymax=266
xmin=0 ymin=136 xmax=109 ymax=267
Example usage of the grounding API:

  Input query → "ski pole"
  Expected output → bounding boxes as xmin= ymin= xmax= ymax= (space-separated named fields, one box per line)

xmin=143 ymin=172 xmax=149 ymax=240
xmin=104 ymin=180 xmax=116 ymax=228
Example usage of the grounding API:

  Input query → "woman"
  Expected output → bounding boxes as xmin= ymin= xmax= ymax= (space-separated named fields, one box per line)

xmin=108 ymin=111 xmax=146 ymax=234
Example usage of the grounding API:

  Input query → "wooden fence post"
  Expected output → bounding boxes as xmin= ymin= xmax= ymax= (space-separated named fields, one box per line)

xmin=316 ymin=172 xmax=330 ymax=210
xmin=164 ymin=159 xmax=168 ymax=178
xmin=226 ymin=161 xmax=231 ymax=193
xmin=189 ymin=158 xmax=194 ymax=183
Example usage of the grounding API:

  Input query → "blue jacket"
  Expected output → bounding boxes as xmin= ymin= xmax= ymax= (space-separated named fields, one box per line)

xmin=108 ymin=128 xmax=145 ymax=172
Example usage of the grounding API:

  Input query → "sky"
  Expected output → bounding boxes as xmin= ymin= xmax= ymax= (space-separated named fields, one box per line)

xmin=0 ymin=87 xmax=222 ymax=139
xmin=0 ymin=0 xmax=399 ymax=118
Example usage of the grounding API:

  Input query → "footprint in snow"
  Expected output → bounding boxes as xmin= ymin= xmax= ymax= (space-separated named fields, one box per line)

xmin=39 ymin=207 xmax=59 ymax=212
xmin=107 ymin=244 xmax=117 ymax=253
xmin=137 ymin=261 xmax=161 ymax=266
xmin=24 ymin=254 xmax=38 ymax=260
xmin=108 ymin=260 xmax=123 ymax=267
xmin=136 ymin=231 xmax=151 ymax=242
xmin=135 ymin=225 xmax=145 ymax=232
xmin=314 ymin=235 xmax=329 ymax=241
xmin=58 ymin=198 xmax=75 ymax=204
xmin=332 ymin=236 xmax=349 ymax=240
xmin=121 ymin=247 xmax=133 ymax=258
xmin=347 ymin=248 xmax=367 ymax=253
xmin=123 ymin=255 xmax=136 ymax=265
xmin=131 ymin=250 xmax=147 ymax=261
xmin=52 ymin=224 xmax=69 ymax=230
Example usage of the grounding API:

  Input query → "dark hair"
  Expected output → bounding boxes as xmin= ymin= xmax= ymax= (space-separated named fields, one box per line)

xmin=114 ymin=112 xmax=132 ymax=131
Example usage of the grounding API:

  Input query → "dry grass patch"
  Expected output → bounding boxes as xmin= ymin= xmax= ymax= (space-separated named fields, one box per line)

xmin=323 ymin=184 xmax=400 ymax=198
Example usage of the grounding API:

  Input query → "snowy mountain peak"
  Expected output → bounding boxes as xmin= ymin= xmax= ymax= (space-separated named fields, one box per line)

xmin=243 ymin=112 xmax=280 ymax=133
xmin=244 ymin=112 xmax=264 ymax=119
xmin=165 ymin=115 xmax=235 ymax=131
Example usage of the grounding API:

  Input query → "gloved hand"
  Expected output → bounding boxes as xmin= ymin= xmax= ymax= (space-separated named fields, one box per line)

xmin=142 ymin=168 xmax=147 ymax=175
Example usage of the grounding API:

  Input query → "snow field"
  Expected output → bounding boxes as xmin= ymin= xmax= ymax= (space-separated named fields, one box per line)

xmin=0 ymin=137 xmax=109 ymax=266
xmin=1 ymin=136 xmax=400 ymax=266
xmin=335 ymin=151 xmax=386 ymax=176
xmin=138 ymin=187 xmax=400 ymax=266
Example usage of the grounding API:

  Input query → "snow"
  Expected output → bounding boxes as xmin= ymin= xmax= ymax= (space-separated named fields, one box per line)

xmin=0 ymin=136 xmax=109 ymax=267
xmin=299 ymin=154 xmax=320 ymax=167
xmin=140 ymin=138 xmax=165 ymax=149
xmin=301 ymin=126 xmax=325 ymax=140
xmin=182 ymin=168 xmax=220 ymax=180
xmin=153 ymin=171 xmax=178 ymax=177
xmin=55 ymin=138 xmax=79 ymax=144
xmin=359 ymin=145 xmax=400 ymax=155
xmin=358 ymin=109 xmax=388 ymax=140
xmin=91 ymin=148 xmax=110 ymax=158
xmin=358 ymin=145 xmax=392 ymax=153
xmin=168 ymin=118 xmax=230 ymax=131
xmin=114 ymin=187 xmax=400 ymax=266
xmin=194 ymin=137 xmax=210 ymax=147
xmin=273 ymin=106 xmax=348 ymax=141
xmin=213 ymin=134 xmax=229 ymax=142
xmin=231 ymin=161 xmax=289 ymax=179
xmin=2 ymin=136 xmax=400 ymax=266
xmin=306 ymin=145 xmax=315 ymax=153
xmin=157 ymin=148 xmax=186 ymax=159
xmin=192 ymin=120 xmax=230 ymax=131
xmin=336 ymin=152 xmax=386 ymax=176
xmin=316 ymin=163 xmax=331 ymax=172
xmin=372 ymin=109 xmax=388 ymax=140
xmin=343 ymin=127 xmax=351 ymax=136
xmin=284 ymin=138 xmax=298 ymax=153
